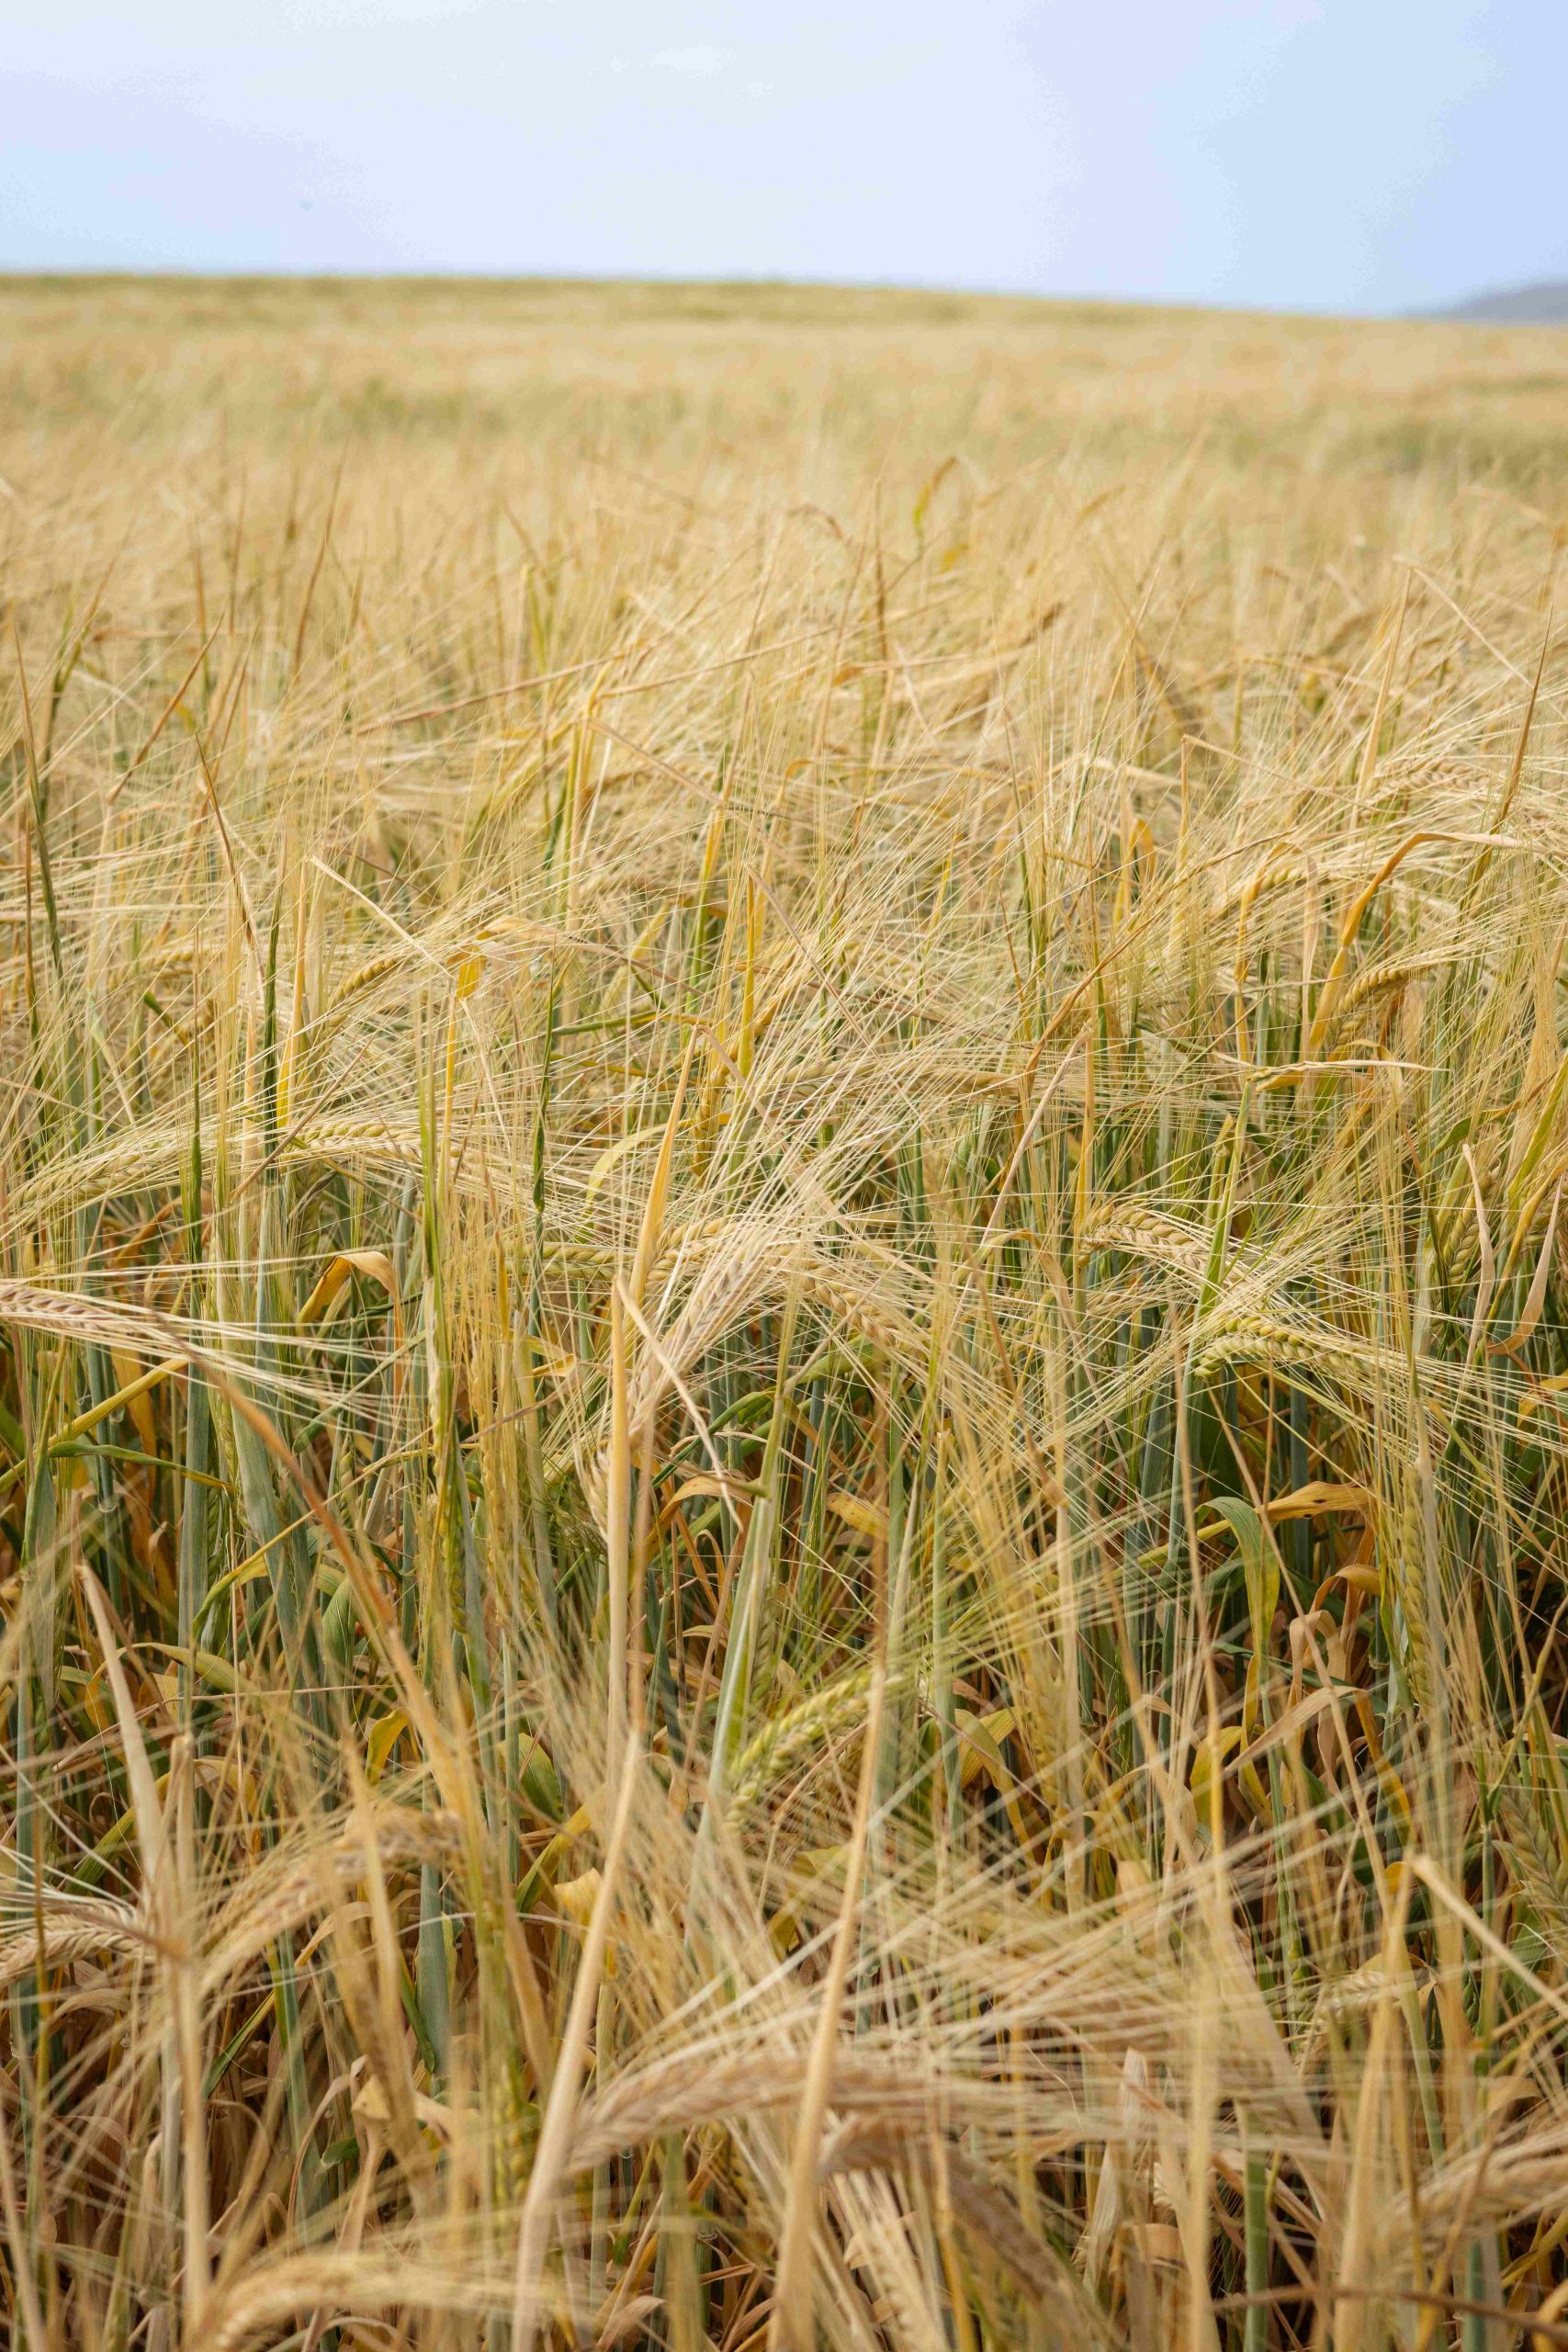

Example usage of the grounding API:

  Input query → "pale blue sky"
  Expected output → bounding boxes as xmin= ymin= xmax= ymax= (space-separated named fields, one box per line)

xmin=3 ymin=2 xmax=1563 ymax=312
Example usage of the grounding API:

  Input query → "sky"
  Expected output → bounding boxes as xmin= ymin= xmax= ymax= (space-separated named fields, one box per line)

xmin=3 ymin=2 xmax=1564 ymax=313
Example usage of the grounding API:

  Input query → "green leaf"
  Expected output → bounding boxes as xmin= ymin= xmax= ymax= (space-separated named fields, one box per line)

xmin=1207 ymin=1495 xmax=1280 ymax=1667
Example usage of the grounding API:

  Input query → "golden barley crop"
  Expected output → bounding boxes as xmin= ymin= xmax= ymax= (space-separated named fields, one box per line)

xmin=4 ymin=273 xmax=1568 ymax=2351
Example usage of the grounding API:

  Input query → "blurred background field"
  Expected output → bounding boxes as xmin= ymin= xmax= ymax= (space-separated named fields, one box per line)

xmin=8 ymin=273 xmax=1568 ymax=474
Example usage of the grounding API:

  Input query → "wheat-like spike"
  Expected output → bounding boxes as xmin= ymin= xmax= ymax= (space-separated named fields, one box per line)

xmin=1499 ymin=1789 xmax=1568 ymax=1937
xmin=797 ymin=1260 xmax=910 ymax=1362
xmin=0 ymin=1277 xmax=181 ymax=1361
xmin=290 ymin=1122 xmax=424 ymax=1166
xmin=732 ymin=1664 xmax=900 ymax=1809
xmin=1216 ymin=857 xmax=1317 ymax=919
xmin=0 ymin=1914 xmax=150 ymax=1991
xmin=1078 ymin=1203 xmax=1211 ymax=1274
xmin=1334 ymin=953 xmax=1454 ymax=1021
xmin=199 ymin=1812 xmax=466 ymax=1994
xmin=330 ymin=948 xmax=408 ymax=1008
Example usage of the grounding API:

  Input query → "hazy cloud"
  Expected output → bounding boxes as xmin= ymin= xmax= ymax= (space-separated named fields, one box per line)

xmin=1 ymin=0 xmax=1562 ymax=311
xmin=650 ymin=44 xmax=730 ymax=77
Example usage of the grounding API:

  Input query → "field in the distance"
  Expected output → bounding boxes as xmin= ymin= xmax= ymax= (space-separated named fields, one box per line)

xmin=5 ymin=277 xmax=1568 ymax=2352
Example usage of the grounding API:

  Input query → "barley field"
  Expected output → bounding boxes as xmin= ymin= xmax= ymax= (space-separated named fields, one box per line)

xmin=5 ymin=275 xmax=1568 ymax=2352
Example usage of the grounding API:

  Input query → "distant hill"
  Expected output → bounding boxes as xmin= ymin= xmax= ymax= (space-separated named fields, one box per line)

xmin=1445 ymin=280 xmax=1568 ymax=324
